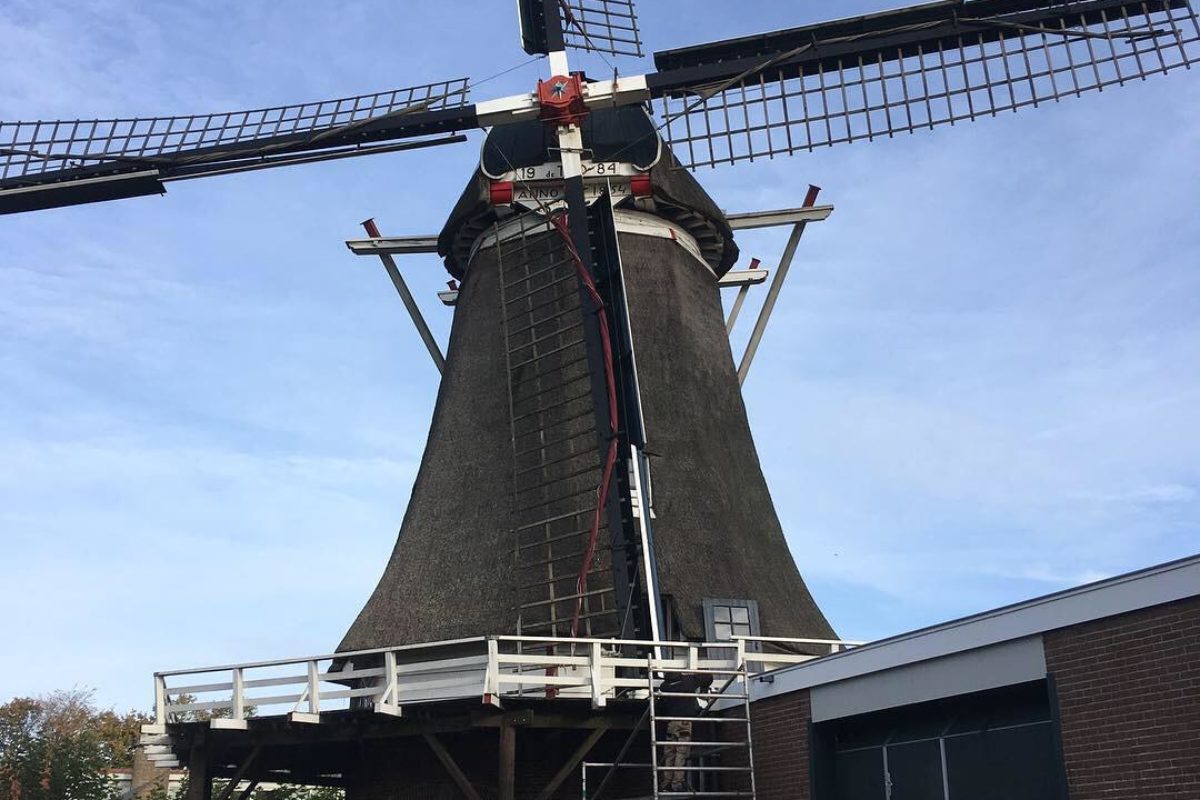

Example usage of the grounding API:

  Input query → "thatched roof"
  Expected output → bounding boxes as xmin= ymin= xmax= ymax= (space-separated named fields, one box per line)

xmin=338 ymin=118 xmax=832 ymax=653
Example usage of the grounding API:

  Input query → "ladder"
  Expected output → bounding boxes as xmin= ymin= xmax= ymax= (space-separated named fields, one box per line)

xmin=648 ymin=659 xmax=757 ymax=800
xmin=494 ymin=214 xmax=620 ymax=642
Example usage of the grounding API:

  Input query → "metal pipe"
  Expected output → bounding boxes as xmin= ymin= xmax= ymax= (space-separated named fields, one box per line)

xmin=361 ymin=218 xmax=445 ymax=374
xmin=735 ymin=186 xmax=820 ymax=385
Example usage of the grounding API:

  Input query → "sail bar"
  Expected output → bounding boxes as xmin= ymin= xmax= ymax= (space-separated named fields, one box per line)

xmin=561 ymin=0 xmax=644 ymax=57
xmin=0 ymin=78 xmax=470 ymax=184
xmin=648 ymin=0 xmax=1200 ymax=168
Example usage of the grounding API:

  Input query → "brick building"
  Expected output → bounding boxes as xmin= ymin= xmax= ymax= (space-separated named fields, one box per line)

xmin=746 ymin=555 xmax=1199 ymax=800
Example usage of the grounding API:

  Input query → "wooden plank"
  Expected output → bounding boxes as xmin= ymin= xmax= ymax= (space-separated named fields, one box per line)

xmin=535 ymin=725 xmax=610 ymax=800
xmin=422 ymin=733 xmax=483 ymax=800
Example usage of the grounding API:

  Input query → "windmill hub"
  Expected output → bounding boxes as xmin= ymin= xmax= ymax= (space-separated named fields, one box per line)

xmin=537 ymin=73 xmax=589 ymax=127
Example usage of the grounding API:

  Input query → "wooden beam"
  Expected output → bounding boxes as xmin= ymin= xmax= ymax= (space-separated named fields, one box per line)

xmin=214 ymin=745 xmax=261 ymax=800
xmin=422 ymin=733 xmax=483 ymax=800
xmin=535 ymin=725 xmax=610 ymax=800
xmin=186 ymin=743 xmax=213 ymax=800
xmin=498 ymin=721 xmax=516 ymax=800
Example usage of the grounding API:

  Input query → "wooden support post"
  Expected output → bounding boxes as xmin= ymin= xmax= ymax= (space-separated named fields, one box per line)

xmin=423 ymin=733 xmax=483 ymax=800
xmin=234 ymin=781 xmax=259 ymax=800
xmin=499 ymin=719 xmax=517 ymax=800
xmin=535 ymin=725 xmax=610 ymax=800
xmin=186 ymin=743 xmax=213 ymax=800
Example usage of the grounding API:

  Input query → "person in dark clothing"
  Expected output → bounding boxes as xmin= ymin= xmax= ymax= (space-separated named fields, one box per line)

xmin=657 ymin=672 xmax=715 ymax=793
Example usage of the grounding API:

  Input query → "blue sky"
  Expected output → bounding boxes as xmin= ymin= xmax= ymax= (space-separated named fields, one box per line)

xmin=1 ymin=0 xmax=1197 ymax=714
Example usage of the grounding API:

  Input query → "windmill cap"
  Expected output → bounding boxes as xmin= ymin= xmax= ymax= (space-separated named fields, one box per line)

xmin=438 ymin=109 xmax=738 ymax=280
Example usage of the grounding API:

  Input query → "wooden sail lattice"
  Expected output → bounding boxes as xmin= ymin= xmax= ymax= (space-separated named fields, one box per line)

xmin=0 ymin=78 xmax=470 ymax=183
xmin=561 ymin=0 xmax=644 ymax=57
xmin=656 ymin=0 xmax=1200 ymax=167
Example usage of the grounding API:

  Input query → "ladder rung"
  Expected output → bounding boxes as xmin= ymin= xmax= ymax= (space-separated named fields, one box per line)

xmin=653 ymin=717 xmax=751 ymax=724
xmin=505 ymin=321 xmax=582 ymax=358
xmin=506 ymin=304 xmax=581 ymax=338
xmin=520 ymin=566 xmax=608 ymax=591
xmin=511 ymin=390 xmax=594 ymax=427
xmin=514 ymin=483 xmax=597 ymax=514
xmin=513 ymin=406 xmax=593 ymax=438
xmin=497 ymin=232 xmax=561 ymax=260
xmin=657 ymin=766 xmax=753 ymax=772
xmin=518 ymin=548 xmax=588 ymax=569
xmin=518 ymin=608 xmax=615 ymax=632
xmin=510 ymin=371 xmax=591 ymax=417
xmin=516 ymin=462 xmax=599 ymax=498
xmin=656 ymin=692 xmax=749 ymax=699
xmin=504 ymin=273 xmax=577 ymax=306
xmin=657 ymin=792 xmax=754 ymax=797
xmin=510 ymin=358 xmax=589 ymax=392
xmin=503 ymin=291 xmax=579 ymax=323
xmin=502 ymin=257 xmax=574 ymax=291
xmin=517 ymin=526 xmax=594 ymax=550
xmin=518 ymin=588 xmax=610 ymax=610
xmin=652 ymin=666 xmax=748 ymax=675
xmin=653 ymin=741 xmax=748 ymax=748
xmin=509 ymin=338 xmax=585 ymax=370
xmin=513 ymin=428 xmax=594 ymax=459
xmin=514 ymin=443 xmax=593 ymax=478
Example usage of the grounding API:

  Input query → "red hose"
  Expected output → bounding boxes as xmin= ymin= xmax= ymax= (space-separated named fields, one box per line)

xmin=550 ymin=212 xmax=620 ymax=639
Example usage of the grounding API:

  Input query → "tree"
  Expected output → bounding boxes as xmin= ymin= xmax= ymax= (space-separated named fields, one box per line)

xmin=0 ymin=690 xmax=343 ymax=800
xmin=0 ymin=690 xmax=120 ymax=800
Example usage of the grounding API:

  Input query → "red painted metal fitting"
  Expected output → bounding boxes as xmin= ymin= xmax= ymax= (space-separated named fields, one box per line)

xmin=803 ymin=184 xmax=822 ymax=208
xmin=630 ymin=172 xmax=653 ymax=198
xmin=537 ymin=74 xmax=588 ymax=127
xmin=489 ymin=180 xmax=514 ymax=206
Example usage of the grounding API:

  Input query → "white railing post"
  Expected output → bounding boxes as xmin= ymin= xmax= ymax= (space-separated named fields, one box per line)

xmin=687 ymin=643 xmax=698 ymax=672
xmin=231 ymin=668 xmax=245 ymax=721
xmin=485 ymin=638 xmax=500 ymax=700
xmin=307 ymin=660 xmax=321 ymax=715
xmin=589 ymin=641 xmax=605 ymax=709
xmin=154 ymin=675 xmax=167 ymax=725
xmin=384 ymin=650 xmax=399 ymax=707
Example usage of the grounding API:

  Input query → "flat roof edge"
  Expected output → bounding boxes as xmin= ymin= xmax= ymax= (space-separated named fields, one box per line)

xmin=759 ymin=553 xmax=1200 ymax=698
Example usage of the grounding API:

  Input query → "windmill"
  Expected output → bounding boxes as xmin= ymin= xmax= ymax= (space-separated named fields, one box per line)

xmin=3 ymin=1 xmax=1197 ymax=798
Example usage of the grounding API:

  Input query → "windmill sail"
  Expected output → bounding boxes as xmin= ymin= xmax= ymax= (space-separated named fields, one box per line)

xmin=561 ymin=0 xmax=644 ymax=57
xmin=647 ymin=0 xmax=1200 ymax=167
xmin=0 ymin=78 xmax=474 ymax=213
xmin=518 ymin=0 xmax=643 ymax=57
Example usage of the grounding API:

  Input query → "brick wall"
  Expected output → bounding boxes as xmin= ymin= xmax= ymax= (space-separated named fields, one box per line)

xmin=1044 ymin=595 xmax=1200 ymax=800
xmin=749 ymin=690 xmax=812 ymax=800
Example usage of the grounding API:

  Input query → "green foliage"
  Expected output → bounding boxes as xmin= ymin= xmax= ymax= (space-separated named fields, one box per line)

xmin=0 ymin=690 xmax=121 ymax=800
xmin=0 ymin=690 xmax=340 ymax=800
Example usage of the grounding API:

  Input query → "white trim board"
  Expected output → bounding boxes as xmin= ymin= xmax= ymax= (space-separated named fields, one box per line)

xmin=754 ymin=554 xmax=1200 ymax=702
xmin=808 ymin=637 xmax=1046 ymax=721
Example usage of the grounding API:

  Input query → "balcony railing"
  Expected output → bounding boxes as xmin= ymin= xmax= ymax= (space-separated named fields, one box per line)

xmin=142 ymin=633 xmax=861 ymax=764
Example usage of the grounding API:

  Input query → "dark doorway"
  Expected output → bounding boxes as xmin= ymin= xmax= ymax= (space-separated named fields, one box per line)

xmin=812 ymin=681 xmax=1066 ymax=800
